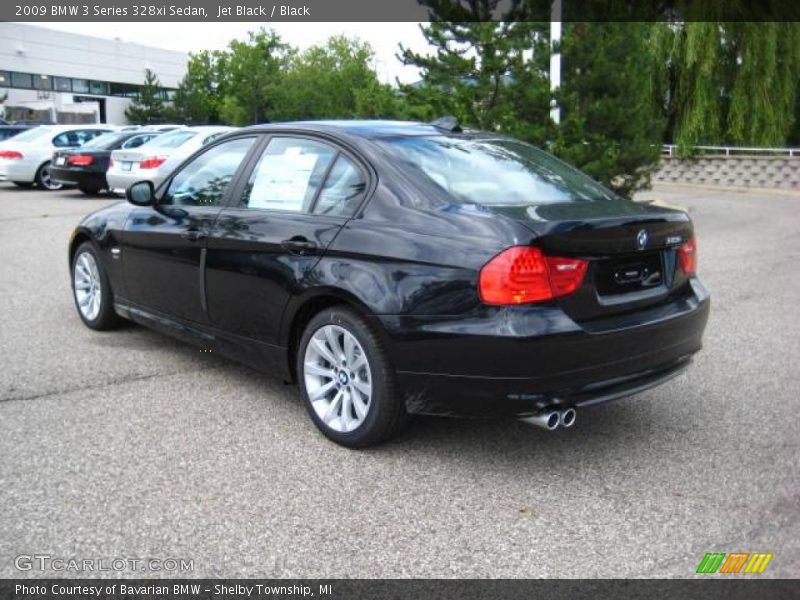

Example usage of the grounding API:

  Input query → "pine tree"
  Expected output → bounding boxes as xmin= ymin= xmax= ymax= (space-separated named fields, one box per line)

xmin=398 ymin=5 xmax=541 ymax=131
xmin=124 ymin=69 xmax=166 ymax=125
xmin=551 ymin=22 xmax=665 ymax=196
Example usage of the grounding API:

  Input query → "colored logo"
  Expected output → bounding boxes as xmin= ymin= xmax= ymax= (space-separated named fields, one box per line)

xmin=696 ymin=552 xmax=773 ymax=574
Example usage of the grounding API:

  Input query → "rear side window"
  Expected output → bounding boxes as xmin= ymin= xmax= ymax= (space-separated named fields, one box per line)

xmin=145 ymin=130 xmax=196 ymax=149
xmin=312 ymin=155 xmax=367 ymax=217
xmin=121 ymin=134 xmax=155 ymax=149
xmin=161 ymin=137 xmax=255 ymax=207
xmin=52 ymin=129 xmax=107 ymax=147
xmin=240 ymin=137 xmax=336 ymax=212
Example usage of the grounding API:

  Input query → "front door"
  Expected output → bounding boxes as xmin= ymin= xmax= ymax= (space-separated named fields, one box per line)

xmin=121 ymin=136 xmax=257 ymax=324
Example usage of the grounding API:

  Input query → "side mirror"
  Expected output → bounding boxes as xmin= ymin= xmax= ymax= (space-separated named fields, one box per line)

xmin=127 ymin=181 xmax=155 ymax=206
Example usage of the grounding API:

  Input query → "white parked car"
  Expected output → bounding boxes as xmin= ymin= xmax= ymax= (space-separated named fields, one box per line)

xmin=106 ymin=126 xmax=235 ymax=194
xmin=0 ymin=124 xmax=115 ymax=190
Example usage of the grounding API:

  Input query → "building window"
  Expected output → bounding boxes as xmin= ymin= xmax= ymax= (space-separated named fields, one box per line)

xmin=72 ymin=79 xmax=89 ymax=93
xmin=54 ymin=77 xmax=72 ymax=92
xmin=11 ymin=72 xmax=33 ymax=89
xmin=89 ymin=81 xmax=108 ymax=95
xmin=33 ymin=74 xmax=52 ymax=90
xmin=109 ymin=82 xmax=140 ymax=98
xmin=0 ymin=71 xmax=9 ymax=86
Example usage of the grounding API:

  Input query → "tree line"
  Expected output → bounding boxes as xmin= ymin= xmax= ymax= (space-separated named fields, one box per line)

xmin=126 ymin=20 xmax=800 ymax=196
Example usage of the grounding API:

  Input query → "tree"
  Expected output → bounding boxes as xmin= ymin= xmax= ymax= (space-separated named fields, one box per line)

xmin=398 ymin=15 xmax=541 ymax=131
xmin=273 ymin=36 xmax=401 ymax=121
xmin=655 ymin=22 xmax=800 ymax=149
xmin=125 ymin=69 xmax=166 ymax=125
xmin=218 ymin=28 xmax=292 ymax=125
xmin=168 ymin=50 xmax=225 ymax=124
xmin=550 ymin=23 xmax=665 ymax=196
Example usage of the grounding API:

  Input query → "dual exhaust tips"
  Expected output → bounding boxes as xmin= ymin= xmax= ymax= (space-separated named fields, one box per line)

xmin=522 ymin=408 xmax=577 ymax=431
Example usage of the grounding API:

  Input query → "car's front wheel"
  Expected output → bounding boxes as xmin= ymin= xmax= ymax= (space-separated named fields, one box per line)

xmin=35 ymin=161 xmax=63 ymax=191
xmin=297 ymin=307 xmax=408 ymax=448
xmin=71 ymin=242 xmax=119 ymax=330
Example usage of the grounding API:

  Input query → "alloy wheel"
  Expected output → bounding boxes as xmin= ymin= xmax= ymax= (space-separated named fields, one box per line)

xmin=73 ymin=252 xmax=102 ymax=321
xmin=39 ymin=164 xmax=63 ymax=190
xmin=303 ymin=325 xmax=373 ymax=433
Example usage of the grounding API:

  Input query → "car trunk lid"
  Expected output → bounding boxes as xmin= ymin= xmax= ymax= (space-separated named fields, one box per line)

xmin=485 ymin=199 xmax=695 ymax=321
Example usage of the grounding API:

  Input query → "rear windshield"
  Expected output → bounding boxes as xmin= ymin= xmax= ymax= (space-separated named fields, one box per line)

xmin=142 ymin=130 xmax=196 ymax=149
xmin=81 ymin=132 xmax=127 ymax=149
xmin=380 ymin=136 xmax=618 ymax=205
xmin=7 ymin=127 xmax=51 ymax=143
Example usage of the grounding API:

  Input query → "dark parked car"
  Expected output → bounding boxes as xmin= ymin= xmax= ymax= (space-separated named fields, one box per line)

xmin=0 ymin=125 xmax=31 ymax=142
xmin=68 ymin=120 xmax=710 ymax=447
xmin=50 ymin=130 xmax=162 ymax=194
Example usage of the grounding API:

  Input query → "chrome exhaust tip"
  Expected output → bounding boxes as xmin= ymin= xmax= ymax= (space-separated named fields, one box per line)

xmin=560 ymin=408 xmax=577 ymax=428
xmin=521 ymin=411 xmax=560 ymax=431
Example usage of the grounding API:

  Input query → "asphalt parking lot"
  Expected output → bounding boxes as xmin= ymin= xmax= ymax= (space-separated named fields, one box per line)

xmin=0 ymin=182 xmax=798 ymax=579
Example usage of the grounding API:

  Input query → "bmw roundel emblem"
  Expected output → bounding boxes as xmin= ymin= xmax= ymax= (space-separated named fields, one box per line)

xmin=636 ymin=229 xmax=648 ymax=250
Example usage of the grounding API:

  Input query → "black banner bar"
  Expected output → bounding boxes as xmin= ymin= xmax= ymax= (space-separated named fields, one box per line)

xmin=2 ymin=579 xmax=800 ymax=600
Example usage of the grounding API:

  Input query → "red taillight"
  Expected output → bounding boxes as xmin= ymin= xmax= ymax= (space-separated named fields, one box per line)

xmin=678 ymin=235 xmax=697 ymax=276
xmin=67 ymin=154 xmax=94 ymax=166
xmin=139 ymin=156 xmax=166 ymax=169
xmin=0 ymin=150 xmax=23 ymax=159
xmin=479 ymin=246 xmax=588 ymax=305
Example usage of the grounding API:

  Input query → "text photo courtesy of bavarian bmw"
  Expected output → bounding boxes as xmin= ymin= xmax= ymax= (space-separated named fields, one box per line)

xmin=68 ymin=119 xmax=709 ymax=447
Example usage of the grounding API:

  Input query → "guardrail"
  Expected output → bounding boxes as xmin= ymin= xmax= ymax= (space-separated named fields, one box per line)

xmin=662 ymin=144 xmax=800 ymax=158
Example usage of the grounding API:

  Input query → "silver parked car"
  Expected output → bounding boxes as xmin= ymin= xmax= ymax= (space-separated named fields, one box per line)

xmin=106 ymin=126 xmax=235 ymax=194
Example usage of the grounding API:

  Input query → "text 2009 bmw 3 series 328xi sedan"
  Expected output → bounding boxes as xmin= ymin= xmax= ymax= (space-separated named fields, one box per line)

xmin=68 ymin=120 xmax=710 ymax=447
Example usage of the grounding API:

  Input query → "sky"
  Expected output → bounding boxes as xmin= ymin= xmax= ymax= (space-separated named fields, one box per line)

xmin=31 ymin=22 xmax=430 ymax=84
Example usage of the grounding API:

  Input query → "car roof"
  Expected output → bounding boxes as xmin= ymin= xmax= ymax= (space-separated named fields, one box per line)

xmin=31 ymin=124 xmax=116 ymax=133
xmin=241 ymin=120 xmax=454 ymax=139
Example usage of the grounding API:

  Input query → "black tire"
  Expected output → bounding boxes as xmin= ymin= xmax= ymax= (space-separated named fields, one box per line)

xmin=78 ymin=182 xmax=102 ymax=195
xmin=297 ymin=307 xmax=409 ymax=448
xmin=12 ymin=181 xmax=34 ymax=188
xmin=71 ymin=242 xmax=120 ymax=330
xmin=34 ymin=161 xmax=63 ymax=191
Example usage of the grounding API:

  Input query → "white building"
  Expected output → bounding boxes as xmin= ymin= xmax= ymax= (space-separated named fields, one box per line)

xmin=0 ymin=23 xmax=187 ymax=125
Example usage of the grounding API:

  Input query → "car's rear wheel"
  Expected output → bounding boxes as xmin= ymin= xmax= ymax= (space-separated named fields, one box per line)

xmin=78 ymin=182 xmax=102 ymax=195
xmin=71 ymin=242 xmax=119 ymax=330
xmin=297 ymin=307 xmax=408 ymax=448
xmin=35 ymin=161 xmax=63 ymax=191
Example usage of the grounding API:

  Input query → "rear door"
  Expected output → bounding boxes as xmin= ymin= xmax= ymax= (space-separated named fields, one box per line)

xmin=121 ymin=135 xmax=258 ymax=324
xmin=205 ymin=134 xmax=369 ymax=344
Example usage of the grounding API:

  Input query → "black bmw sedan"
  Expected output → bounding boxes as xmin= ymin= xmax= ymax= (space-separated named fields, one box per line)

xmin=68 ymin=120 xmax=709 ymax=447
xmin=51 ymin=130 xmax=162 ymax=194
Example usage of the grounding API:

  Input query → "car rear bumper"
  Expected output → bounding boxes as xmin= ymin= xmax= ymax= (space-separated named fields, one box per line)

xmin=375 ymin=278 xmax=710 ymax=417
xmin=0 ymin=158 xmax=38 ymax=182
xmin=50 ymin=166 xmax=105 ymax=187
xmin=106 ymin=170 xmax=163 ymax=195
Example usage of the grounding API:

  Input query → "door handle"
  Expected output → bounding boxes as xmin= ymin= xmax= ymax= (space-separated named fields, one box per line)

xmin=281 ymin=237 xmax=317 ymax=255
xmin=181 ymin=230 xmax=206 ymax=242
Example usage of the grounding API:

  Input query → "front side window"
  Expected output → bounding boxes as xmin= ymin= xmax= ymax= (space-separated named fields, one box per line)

xmin=312 ymin=155 xmax=367 ymax=217
xmin=161 ymin=137 xmax=255 ymax=207
xmin=240 ymin=137 xmax=336 ymax=212
xmin=380 ymin=136 xmax=618 ymax=206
